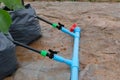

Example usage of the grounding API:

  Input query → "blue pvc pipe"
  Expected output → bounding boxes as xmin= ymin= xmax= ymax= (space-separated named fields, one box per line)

xmin=61 ymin=27 xmax=75 ymax=37
xmin=71 ymin=27 xmax=80 ymax=80
xmin=53 ymin=27 xmax=81 ymax=80
xmin=53 ymin=54 xmax=72 ymax=66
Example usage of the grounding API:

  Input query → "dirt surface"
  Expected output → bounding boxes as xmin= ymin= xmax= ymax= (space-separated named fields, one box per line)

xmin=4 ymin=2 xmax=120 ymax=80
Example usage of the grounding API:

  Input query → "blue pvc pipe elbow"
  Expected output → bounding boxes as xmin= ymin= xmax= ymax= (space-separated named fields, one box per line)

xmin=61 ymin=27 xmax=75 ymax=37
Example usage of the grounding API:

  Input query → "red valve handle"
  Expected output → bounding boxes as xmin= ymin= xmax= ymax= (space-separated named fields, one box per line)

xmin=70 ymin=23 xmax=77 ymax=32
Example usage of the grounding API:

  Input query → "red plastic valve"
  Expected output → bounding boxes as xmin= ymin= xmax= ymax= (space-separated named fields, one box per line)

xmin=70 ymin=23 xmax=77 ymax=32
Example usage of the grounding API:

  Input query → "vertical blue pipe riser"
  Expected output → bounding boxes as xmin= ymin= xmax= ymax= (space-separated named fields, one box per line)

xmin=53 ymin=27 xmax=81 ymax=80
xmin=71 ymin=27 xmax=80 ymax=80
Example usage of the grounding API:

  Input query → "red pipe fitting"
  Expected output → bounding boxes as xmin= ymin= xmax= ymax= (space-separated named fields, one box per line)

xmin=70 ymin=23 xmax=77 ymax=32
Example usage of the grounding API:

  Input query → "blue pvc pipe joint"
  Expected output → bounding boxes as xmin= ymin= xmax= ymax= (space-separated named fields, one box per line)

xmin=53 ymin=26 xmax=81 ymax=80
xmin=61 ymin=27 xmax=75 ymax=37
xmin=53 ymin=54 xmax=72 ymax=66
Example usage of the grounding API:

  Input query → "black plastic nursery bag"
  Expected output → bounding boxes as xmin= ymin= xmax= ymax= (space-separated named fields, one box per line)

xmin=9 ymin=4 xmax=41 ymax=44
xmin=0 ymin=32 xmax=18 ymax=79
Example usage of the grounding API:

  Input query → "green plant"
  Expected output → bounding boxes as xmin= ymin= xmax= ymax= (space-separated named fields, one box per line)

xmin=0 ymin=0 xmax=24 ymax=10
xmin=0 ymin=9 xmax=12 ymax=34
